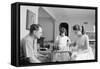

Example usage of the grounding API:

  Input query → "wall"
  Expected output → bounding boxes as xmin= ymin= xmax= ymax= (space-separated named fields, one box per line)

xmin=38 ymin=17 xmax=55 ymax=41
xmin=20 ymin=6 xmax=39 ymax=40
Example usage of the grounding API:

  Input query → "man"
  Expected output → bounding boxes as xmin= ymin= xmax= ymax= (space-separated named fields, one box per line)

xmin=20 ymin=24 xmax=43 ymax=63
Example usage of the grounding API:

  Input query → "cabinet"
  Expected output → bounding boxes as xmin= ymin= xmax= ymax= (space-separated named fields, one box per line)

xmin=86 ymin=31 xmax=95 ymax=56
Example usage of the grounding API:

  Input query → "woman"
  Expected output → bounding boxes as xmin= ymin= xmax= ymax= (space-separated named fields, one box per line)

xmin=71 ymin=24 xmax=94 ymax=60
xmin=53 ymin=27 xmax=71 ymax=62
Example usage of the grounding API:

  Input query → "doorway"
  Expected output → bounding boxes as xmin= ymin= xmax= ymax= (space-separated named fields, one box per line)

xmin=59 ymin=22 xmax=69 ymax=36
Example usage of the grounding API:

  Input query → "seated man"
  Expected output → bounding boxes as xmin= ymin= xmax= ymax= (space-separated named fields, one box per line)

xmin=20 ymin=24 xmax=43 ymax=63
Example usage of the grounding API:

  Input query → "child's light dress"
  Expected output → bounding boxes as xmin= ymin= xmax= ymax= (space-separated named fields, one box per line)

xmin=53 ymin=35 xmax=71 ymax=62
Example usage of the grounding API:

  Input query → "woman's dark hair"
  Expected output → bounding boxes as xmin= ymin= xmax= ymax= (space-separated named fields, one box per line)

xmin=81 ymin=25 xmax=85 ymax=34
xmin=30 ymin=24 xmax=41 ymax=34
xmin=72 ymin=24 xmax=85 ymax=35
xmin=59 ymin=27 xmax=67 ymax=36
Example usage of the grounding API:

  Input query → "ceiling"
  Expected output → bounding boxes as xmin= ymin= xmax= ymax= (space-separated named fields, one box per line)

xmin=39 ymin=7 xmax=95 ymax=20
xmin=38 ymin=7 xmax=52 ymax=18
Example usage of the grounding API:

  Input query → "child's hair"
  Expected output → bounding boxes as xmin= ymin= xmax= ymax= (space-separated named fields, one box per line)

xmin=59 ymin=27 xmax=67 ymax=36
xmin=72 ymin=24 xmax=85 ymax=35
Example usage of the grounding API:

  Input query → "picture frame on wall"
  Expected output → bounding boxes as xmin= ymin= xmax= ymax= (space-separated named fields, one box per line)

xmin=26 ymin=9 xmax=36 ymax=30
xmin=11 ymin=2 xmax=98 ymax=67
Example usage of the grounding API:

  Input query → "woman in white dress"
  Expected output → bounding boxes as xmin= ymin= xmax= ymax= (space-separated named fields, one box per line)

xmin=71 ymin=24 xmax=94 ymax=60
xmin=53 ymin=27 xmax=71 ymax=62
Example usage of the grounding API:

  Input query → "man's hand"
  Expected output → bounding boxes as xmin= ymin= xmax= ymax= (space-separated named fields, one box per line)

xmin=29 ymin=57 xmax=41 ymax=63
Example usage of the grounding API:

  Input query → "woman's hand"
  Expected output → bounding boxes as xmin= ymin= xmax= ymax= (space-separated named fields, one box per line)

xmin=78 ymin=49 xmax=89 ymax=54
xmin=71 ymin=52 xmax=77 ymax=60
xmin=70 ymin=42 xmax=77 ymax=47
xmin=70 ymin=45 xmax=78 ymax=52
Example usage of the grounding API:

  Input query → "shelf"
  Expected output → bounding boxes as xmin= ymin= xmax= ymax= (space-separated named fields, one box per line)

xmin=89 ymin=39 xmax=95 ymax=42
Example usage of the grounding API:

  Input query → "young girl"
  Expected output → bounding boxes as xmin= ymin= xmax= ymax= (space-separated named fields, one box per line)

xmin=71 ymin=24 xmax=94 ymax=60
xmin=53 ymin=27 xmax=71 ymax=62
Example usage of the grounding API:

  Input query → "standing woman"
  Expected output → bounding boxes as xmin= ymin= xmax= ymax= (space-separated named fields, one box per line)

xmin=71 ymin=24 xmax=94 ymax=60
